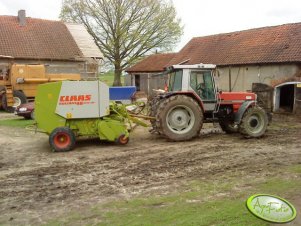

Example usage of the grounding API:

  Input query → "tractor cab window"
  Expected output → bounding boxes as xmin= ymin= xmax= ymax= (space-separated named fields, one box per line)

xmin=168 ymin=70 xmax=182 ymax=91
xmin=190 ymin=71 xmax=215 ymax=100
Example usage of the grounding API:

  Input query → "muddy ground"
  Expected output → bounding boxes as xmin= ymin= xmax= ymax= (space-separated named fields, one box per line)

xmin=0 ymin=114 xmax=300 ymax=225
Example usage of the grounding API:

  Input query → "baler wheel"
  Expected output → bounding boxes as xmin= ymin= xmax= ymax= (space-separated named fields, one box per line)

xmin=239 ymin=106 xmax=268 ymax=138
xmin=117 ymin=134 xmax=129 ymax=145
xmin=49 ymin=127 xmax=76 ymax=152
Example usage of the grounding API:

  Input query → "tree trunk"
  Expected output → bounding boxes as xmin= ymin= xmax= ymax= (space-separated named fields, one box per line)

xmin=113 ymin=62 xmax=122 ymax=86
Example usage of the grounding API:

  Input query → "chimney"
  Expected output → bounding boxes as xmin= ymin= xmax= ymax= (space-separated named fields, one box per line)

xmin=18 ymin=10 xmax=26 ymax=26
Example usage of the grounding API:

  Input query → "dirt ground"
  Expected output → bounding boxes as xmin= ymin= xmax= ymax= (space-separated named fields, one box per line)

xmin=0 ymin=113 xmax=300 ymax=225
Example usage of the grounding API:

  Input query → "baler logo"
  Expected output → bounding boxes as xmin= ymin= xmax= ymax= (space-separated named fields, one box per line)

xmin=59 ymin=95 xmax=95 ymax=105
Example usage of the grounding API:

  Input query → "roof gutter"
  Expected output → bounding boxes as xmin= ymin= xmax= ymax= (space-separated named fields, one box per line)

xmin=0 ymin=55 xmax=14 ymax=59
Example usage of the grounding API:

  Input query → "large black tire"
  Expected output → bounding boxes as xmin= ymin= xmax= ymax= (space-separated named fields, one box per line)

xmin=0 ymin=86 xmax=5 ymax=110
xmin=239 ymin=106 xmax=268 ymax=138
xmin=219 ymin=120 xmax=238 ymax=134
xmin=156 ymin=95 xmax=203 ymax=141
xmin=49 ymin=127 xmax=76 ymax=152
xmin=2 ymin=90 xmax=27 ymax=113
xmin=148 ymin=96 xmax=162 ymax=133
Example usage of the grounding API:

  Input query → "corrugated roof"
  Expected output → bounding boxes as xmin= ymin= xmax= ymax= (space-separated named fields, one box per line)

xmin=169 ymin=23 xmax=301 ymax=66
xmin=65 ymin=23 xmax=103 ymax=59
xmin=126 ymin=53 xmax=176 ymax=73
xmin=0 ymin=15 xmax=83 ymax=61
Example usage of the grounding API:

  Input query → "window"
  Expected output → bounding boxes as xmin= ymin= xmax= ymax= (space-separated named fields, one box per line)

xmin=168 ymin=70 xmax=182 ymax=91
xmin=135 ymin=74 xmax=140 ymax=91
xmin=190 ymin=71 xmax=215 ymax=100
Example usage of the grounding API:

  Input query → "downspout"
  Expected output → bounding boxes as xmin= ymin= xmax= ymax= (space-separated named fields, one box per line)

xmin=229 ymin=66 xmax=232 ymax=92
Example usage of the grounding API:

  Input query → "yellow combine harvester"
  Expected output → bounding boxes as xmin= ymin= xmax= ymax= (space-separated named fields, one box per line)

xmin=0 ymin=63 xmax=80 ymax=112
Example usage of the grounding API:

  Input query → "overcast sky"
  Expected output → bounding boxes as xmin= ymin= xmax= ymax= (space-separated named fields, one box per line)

xmin=1 ymin=0 xmax=301 ymax=51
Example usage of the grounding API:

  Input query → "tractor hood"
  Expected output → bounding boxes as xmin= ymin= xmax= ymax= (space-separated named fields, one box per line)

xmin=219 ymin=91 xmax=256 ymax=103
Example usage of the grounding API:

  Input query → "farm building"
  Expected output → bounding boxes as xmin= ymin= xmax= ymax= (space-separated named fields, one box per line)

xmin=125 ymin=53 xmax=176 ymax=94
xmin=126 ymin=22 xmax=301 ymax=113
xmin=0 ymin=10 xmax=102 ymax=78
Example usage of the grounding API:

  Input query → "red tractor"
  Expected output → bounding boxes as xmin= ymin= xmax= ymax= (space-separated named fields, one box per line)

xmin=150 ymin=64 xmax=269 ymax=140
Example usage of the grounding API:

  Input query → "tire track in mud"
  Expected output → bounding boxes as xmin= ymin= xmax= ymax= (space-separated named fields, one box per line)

xmin=1 ymin=132 xmax=297 ymax=205
xmin=0 ymin=119 xmax=301 ymax=225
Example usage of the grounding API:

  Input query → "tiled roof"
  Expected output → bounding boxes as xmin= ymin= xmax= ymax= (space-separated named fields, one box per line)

xmin=169 ymin=23 xmax=301 ymax=66
xmin=0 ymin=16 xmax=83 ymax=61
xmin=126 ymin=53 xmax=177 ymax=73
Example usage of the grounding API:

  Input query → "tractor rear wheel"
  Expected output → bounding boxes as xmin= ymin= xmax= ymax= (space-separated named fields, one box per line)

xmin=239 ymin=106 xmax=268 ymax=138
xmin=219 ymin=120 xmax=238 ymax=134
xmin=49 ymin=127 xmax=76 ymax=152
xmin=156 ymin=95 xmax=203 ymax=141
xmin=149 ymin=96 xmax=162 ymax=133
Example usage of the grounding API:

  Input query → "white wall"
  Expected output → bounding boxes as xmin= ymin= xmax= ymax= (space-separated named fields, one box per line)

xmin=217 ymin=64 xmax=300 ymax=92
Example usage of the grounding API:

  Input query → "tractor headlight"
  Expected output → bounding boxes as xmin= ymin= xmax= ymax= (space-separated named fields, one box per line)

xmin=19 ymin=107 xmax=27 ymax=112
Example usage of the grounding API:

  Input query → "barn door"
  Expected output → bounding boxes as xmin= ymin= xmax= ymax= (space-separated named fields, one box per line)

xmin=134 ymin=74 xmax=141 ymax=91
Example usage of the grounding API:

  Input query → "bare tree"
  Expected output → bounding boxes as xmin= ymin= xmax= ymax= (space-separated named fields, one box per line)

xmin=61 ymin=0 xmax=183 ymax=86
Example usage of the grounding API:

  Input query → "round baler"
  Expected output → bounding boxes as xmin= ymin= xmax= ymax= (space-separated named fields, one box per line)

xmin=35 ymin=81 xmax=130 ymax=152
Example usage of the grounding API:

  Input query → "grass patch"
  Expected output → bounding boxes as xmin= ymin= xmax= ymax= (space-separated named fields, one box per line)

xmin=43 ymin=165 xmax=301 ymax=226
xmin=99 ymin=71 xmax=125 ymax=86
xmin=0 ymin=118 xmax=34 ymax=128
xmin=288 ymin=164 xmax=301 ymax=174
xmin=96 ymin=198 xmax=267 ymax=226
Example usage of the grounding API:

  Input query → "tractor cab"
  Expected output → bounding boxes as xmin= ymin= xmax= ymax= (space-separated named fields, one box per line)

xmin=167 ymin=64 xmax=218 ymax=111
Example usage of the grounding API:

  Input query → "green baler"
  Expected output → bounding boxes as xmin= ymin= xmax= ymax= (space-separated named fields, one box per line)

xmin=35 ymin=81 xmax=130 ymax=151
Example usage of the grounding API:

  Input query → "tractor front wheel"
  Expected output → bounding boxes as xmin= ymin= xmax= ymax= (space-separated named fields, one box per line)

xmin=219 ymin=120 xmax=238 ymax=134
xmin=49 ymin=127 xmax=76 ymax=152
xmin=156 ymin=95 xmax=203 ymax=141
xmin=239 ymin=106 xmax=268 ymax=138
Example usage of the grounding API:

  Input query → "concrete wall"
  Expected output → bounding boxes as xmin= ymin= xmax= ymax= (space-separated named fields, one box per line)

xmin=125 ymin=73 xmax=168 ymax=96
xmin=124 ymin=74 xmax=132 ymax=86
xmin=217 ymin=64 xmax=300 ymax=92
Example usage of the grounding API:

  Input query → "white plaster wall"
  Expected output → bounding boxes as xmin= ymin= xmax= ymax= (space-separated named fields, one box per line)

xmin=217 ymin=64 xmax=300 ymax=92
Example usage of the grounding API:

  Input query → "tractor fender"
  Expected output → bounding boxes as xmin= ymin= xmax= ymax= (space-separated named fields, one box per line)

xmin=164 ymin=91 xmax=205 ymax=112
xmin=234 ymin=100 xmax=255 ymax=124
